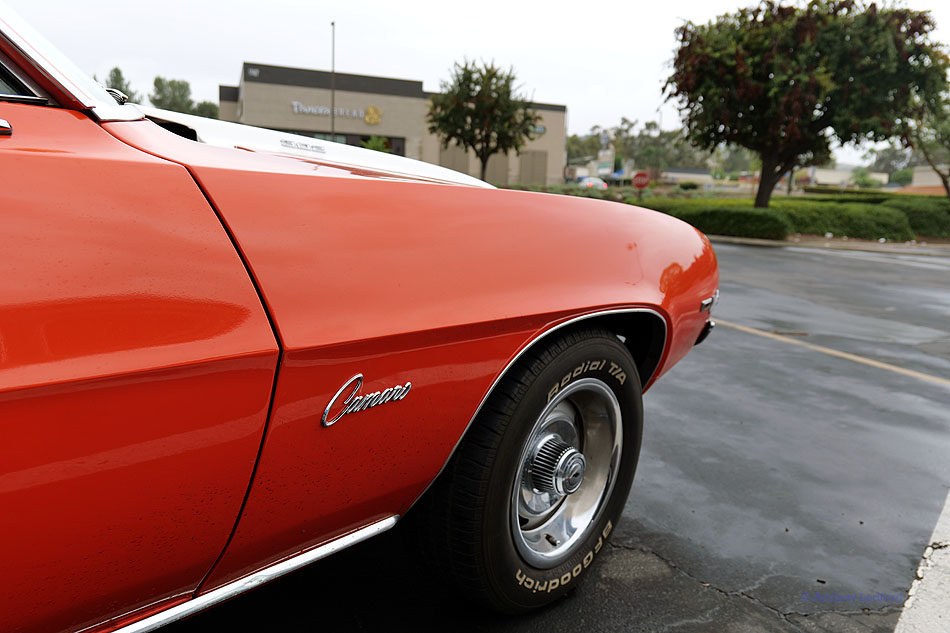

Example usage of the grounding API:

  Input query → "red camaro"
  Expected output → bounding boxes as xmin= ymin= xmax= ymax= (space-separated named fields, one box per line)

xmin=0 ymin=9 xmax=718 ymax=633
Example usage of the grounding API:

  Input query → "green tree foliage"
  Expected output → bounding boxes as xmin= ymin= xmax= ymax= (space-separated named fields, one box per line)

xmin=890 ymin=167 xmax=913 ymax=186
xmin=712 ymin=145 xmax=759 ymax=175
xmin=614 ymin=120 xmax=710 ymax=177
xmin=903 ymin=94 xmax=950 ymax=200
xmin=666 ymin=1 xmax=948 ymax=207
xmin=361 ymin=135 xmax=392 ymax=153
xmin=150 ymin=77 xmax=218 ymax=119
xmin=192 ymin=101 xmax=219 ymax=119
xmin=102 ymin=67 xmax=140 ymax=103
xmin=428 ymin=61 xmax=541 ymax=180
xmin=864 ymin=143 xmax=925 ymax=175
xmin=567 ymin=128 xmax=603 ymax=164
xmin=852 ymin=167 xmax=881 ymax=188
xmin=569 ymin=119 xmax=710 ymax=177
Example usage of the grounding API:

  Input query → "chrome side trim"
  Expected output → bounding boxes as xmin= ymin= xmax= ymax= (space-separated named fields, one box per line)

xmin=404 ymin=307 xmax=668 ymax=515
xmin=111 ymin=516 xmax=398 ymax=633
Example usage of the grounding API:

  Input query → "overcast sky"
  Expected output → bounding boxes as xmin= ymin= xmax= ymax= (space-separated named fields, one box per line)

xmin=7 ymin=0 xmax=950 ymax=165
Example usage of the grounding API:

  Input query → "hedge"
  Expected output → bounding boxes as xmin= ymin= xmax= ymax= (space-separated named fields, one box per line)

xmin=631 ymin=198 xmax=789 ymax=239
xmin=672 ymin=206 xmax=791 ymax=240
xmin=510 ymin=184 xmax=638 ymax=201
xmin=631 ymin=197 xmax=915 ymax=240
xmin=881 ymin=197 xmax=950 ymax=238
xmin=773 ymin=200 xmax=915 ymax=241
xmin=508 ymin=186 xmax=930 ymax=240
xmin=802 ymin=186 xmax=890 ymax=196
xmin=804 ymin=194 xmax=896 ymax=205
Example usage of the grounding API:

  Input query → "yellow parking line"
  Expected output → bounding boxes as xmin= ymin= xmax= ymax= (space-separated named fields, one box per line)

xmin=716 ymin=319 xmax=950 ymax=387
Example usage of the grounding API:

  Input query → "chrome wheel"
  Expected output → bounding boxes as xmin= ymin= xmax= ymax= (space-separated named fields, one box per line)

xmin=511 ymin=377 xmax=623 ymax=568
xmin=412 ymin=328 xmax=643 ymax=612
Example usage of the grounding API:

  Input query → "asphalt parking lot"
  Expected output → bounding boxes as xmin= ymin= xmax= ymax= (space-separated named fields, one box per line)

xmin=167 ymin=242 xmax=950 ymax=633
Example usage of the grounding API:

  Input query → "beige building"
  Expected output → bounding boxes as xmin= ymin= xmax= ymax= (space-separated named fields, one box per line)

xmin=808 ymin=166 xmax=887 ymax=187
xmin=219 ymin=63 xmax=566 ymax=185
xmin=911 ymin=164 xmax=945 ymax=188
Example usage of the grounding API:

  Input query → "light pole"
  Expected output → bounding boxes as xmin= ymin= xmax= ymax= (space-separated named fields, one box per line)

xmin=330 ymin=21 xmax=336 ymax=138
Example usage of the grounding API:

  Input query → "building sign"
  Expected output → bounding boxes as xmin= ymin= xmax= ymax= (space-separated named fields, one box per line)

xmin=364 ymin=106 xmax=381 ymax=125
xmin=290 ymin=101 xmax=381 ymax=125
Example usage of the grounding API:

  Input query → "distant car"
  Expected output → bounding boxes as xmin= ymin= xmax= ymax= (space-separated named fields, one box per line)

xmin=0 ymin=7 xmax=719 ymax=633
xmin=578 ymin=176 xmax=609 ymax=189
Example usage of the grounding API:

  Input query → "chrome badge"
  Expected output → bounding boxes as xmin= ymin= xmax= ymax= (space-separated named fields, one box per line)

xmin=280 ymin=138 xmax=326 ymax=154
xmin=321 ymin=373 xmax=411 ymax=427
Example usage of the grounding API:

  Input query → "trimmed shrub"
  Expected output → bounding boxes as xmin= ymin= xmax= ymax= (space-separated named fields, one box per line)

xmin=631 ymin=197 xmax=743 ymax=213
xmin=673 ymin=206 xmax=791 ymax=240
xmin=802 ymin=186 xmax=889 ymax=196
xmin=882 ymin=197 xmax=950 ymax=238
xmin=804 ymin=194 xmax=895 ymax=204
xmin=778 ymin=201 xmax=913 ymax=240
xmin=679 ymin=181 xmax=700 ymax=190
xmin=631 ymin=198 xmax=789 ymax=239
xmin=632 ymin=197 xmax=914 ymax=240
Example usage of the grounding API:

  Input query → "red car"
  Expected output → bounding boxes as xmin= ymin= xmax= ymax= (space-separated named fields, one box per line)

xmin=0 ymin=10 xmax=719 ymax=633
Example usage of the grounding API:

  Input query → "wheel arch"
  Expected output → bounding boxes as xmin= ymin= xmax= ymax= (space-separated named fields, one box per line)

xmin=403 ymin=307 xmax=667 ymax=515
xmin=584 ymin=310 xmax=667 ymax=389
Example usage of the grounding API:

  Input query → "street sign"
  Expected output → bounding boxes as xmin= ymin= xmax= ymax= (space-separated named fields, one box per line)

xmin=633 ymin=171 xmax=650 ymax=189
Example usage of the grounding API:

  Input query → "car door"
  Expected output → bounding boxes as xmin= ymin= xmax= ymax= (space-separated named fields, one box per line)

xmin=0 ymin=68 xmax=279 ymax=632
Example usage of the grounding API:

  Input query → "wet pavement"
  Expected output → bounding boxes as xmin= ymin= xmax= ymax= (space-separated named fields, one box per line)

xmin=166 ymin=243 xmax=950 ymax=633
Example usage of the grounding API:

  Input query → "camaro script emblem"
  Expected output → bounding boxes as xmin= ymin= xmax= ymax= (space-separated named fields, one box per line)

xmin=321 ymin=373 xmax=411 ymax=427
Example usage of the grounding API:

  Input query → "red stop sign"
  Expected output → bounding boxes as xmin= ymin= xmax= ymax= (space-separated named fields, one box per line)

xmin=633 ymin=171 xmax=650 ymax=189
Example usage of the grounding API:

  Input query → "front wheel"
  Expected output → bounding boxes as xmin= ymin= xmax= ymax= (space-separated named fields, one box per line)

xmin=413 ymin=327 xmax=643 ymax=612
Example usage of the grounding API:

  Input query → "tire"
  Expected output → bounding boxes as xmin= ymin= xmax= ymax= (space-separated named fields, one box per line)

xmin=413 ymin=327 xmax=643 ymax=612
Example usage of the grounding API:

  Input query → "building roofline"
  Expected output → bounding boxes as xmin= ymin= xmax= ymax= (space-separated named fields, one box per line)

xmin=234 ymin=62 xmax=567 ymax=111
xmin=242 ymin=62 xmax=425 ymax=98
xmin=219 ymin=85 xmax=239 ymax=102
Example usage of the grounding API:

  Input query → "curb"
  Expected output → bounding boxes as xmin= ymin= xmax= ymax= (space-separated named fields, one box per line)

xmin=895 ymin=490 xmax=950 ymax=633
xmin=707 ymin=235 xmax=950 ymax=257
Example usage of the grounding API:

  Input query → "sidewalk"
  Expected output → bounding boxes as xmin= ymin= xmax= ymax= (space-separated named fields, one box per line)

xmin=708 ymin=234 xmax=950 ymax=257
xmin=895 ymin=490 xmax=950 ymax=633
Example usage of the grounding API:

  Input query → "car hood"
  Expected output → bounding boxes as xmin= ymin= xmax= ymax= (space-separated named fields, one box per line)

xmin=134 ymin=104 xmax=492 ymax=188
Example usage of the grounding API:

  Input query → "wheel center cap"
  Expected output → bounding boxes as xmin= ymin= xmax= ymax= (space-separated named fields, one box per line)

xmin=530 ymin=436 xmax=587 ymax=496
xmin=554 ymin=450 xmax=587 ymax=495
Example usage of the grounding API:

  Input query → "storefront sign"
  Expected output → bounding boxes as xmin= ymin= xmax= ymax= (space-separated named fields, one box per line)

xmin=290 ymin=101 xmax=381 ymax=125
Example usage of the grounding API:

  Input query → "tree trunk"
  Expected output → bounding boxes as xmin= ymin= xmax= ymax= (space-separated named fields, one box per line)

xmin=786 ymin=164 xmax=796 ymax=195
xmin=754 ymin=158 xmax=780 ymax=208
xmin=908 ymin=130 xmax=950 ymax=204
xmin=938 ymin=172 xmax=950 ymax=201
xmin=480 ymin=157 xmax=489 ymax=182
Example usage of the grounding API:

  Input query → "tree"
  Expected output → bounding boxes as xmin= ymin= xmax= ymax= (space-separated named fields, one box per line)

xmin=712 ymin=145 xmax=758 ymax=175
xmin=852 ymin=167 xmax=880 ymax=188
xmin=903 ymin=95 xmax=950 ymax=199
xmin=632 ymin=121 xmax=673 ymax=178
xmin=361 ymin=135 xmax=392 ymax=153
xmin=666 ymin=1 xmax=948 ymax=207
xmin=609 ymin=118 xmax=638 ymax=166
xmin=890 ymin=167 xmax=913 ymax=186
xmin=865 ymin=144 xmax=913 ymax=174
xmin=428 ymin=61 xmax=541 ymax=181
xmin=863 ymin=142 xmax=927 ymax=184
xmin=623 ymin=121 xmax=710 ymax=178
xmin=102 ymin=67 xmax=140 ymax=103
xmin=150 ymin=77 xmax=218 ymax=119
xmin=192 ymin=101 xmax=219 ymax=119
xmin=567 ymin=130 xmax=603 ymax=164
